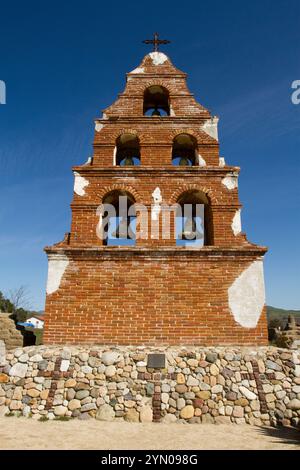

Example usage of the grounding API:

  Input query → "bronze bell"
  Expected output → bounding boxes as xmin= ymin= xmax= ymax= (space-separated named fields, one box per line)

xmin=151 ymin=108 xmax=161 ymax=116
xmin=182 ymin=216 xmax=201 ymax=240
xmin=112 ymin=218 xmax=129 ymax=239
xmin=179 ymin=156 xmax=190 ymax=166
xmin=123 ymin=155 xmax=134 ymax=166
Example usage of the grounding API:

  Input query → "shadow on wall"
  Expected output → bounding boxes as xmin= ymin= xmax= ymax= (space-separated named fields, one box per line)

xmin=257 ymin=425 xmax=300 ymax=446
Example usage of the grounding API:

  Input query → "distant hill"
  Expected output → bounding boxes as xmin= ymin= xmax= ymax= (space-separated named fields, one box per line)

xmin=267 ymin=305 xmax=300 ymax=327
xmin=27 ymin=310 xmax=44 ymax=317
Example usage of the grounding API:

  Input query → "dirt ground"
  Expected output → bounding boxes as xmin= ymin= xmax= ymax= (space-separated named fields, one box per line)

xmin=0 ymin=417 xmax=299 ymax=450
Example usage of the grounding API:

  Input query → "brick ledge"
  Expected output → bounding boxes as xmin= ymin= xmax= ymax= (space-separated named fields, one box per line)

xmin=44 ymin=245 xmax=267 ymax=258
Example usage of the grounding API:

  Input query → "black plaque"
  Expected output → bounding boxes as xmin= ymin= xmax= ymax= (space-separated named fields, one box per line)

xmin=147 ymin=353 xmax=166 ymax=369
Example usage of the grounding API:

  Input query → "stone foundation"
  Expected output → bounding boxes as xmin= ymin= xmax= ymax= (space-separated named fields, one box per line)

xmin=0 ymin=345 xmax=299 ymax=426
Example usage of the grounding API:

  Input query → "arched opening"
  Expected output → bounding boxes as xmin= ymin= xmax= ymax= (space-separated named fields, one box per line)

xmin=176 ymin=190 xmax=213 ymax=247
xmin=172 ymin=134 xmax=198 ymax=166
xmin=143 ymin=85 xmax=170 ymax=116
xmin=115 ymin=134 xmax=141 ymax=166
xmin=102 ymin=190 xmax=136 ymax=246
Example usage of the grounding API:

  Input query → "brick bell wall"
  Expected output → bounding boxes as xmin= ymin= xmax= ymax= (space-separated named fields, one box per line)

xmin=43 ymin=250 xmax=268 ymax=345
xmin=43 ymin=51 xmax=268 ymax=345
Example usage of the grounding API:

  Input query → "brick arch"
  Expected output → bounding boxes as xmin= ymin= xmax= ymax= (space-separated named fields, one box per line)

xmin=169 ymin=129 xmax=215 ymax=146
xmin=143 ymin=80 xmax=177 ymax=96
xmin=110 ymin=129 xmax=146 ymax=145
xmin=96 ymin=184 xmax=142 ymax=204
xmin=169 ymin=184 xmax=216 ymax=205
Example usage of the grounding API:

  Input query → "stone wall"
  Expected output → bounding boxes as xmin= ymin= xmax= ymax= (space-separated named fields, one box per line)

xmin=0 ymin=313 xmax=23 ymax=350
xmin=0 ymin=345 xmax=299 ymax=426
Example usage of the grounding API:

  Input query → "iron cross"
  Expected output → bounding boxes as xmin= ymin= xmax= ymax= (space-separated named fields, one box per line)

xmin=142 ymin=32 xmax=170 ymax=52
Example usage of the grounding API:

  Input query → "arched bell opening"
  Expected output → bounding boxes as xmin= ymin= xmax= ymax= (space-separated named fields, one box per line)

xmin=175 ymin=190 xmax=213 ymax=247
xmin=172 ymin=134 xmax=198 ymax=166
xmin=102 ymin=190 xmax=136 ymax=246
xmin=143 ymin=85 xmax=170 ymax=116
xmin=115 ymin=134 xmax=141 ymax=166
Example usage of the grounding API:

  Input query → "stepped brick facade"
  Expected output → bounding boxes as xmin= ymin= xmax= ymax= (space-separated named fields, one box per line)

xmin=43 ymin=50 xmax=268 ymax=345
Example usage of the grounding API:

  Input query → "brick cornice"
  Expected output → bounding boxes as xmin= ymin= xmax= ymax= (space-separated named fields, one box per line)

xmin=95 ymin=117 xmax=214 ymax=124
xmin=71 ymin=166 xmax=240 ymax=176
xmin=126 ymin=73 xmax=187 ymax=79
xmin=93 ymin=143 xmax=217 ymax=148
xmin=44 ymin=245 xmax=267 ymax=258
xmin=70 ymin=202 xmax=242 ymax=210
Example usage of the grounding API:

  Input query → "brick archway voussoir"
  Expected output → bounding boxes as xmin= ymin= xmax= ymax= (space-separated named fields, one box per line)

xmin=169 ymin=184 xmax=216 ymax=204
xmin=96 ymin=184 xmax=142 ymax=204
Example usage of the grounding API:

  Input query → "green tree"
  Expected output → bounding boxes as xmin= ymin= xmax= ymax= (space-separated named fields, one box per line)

xmin=0 ymin=291 xmax=14 ymax=313
xmin=0 ymin=287 xmax=32 ymax=323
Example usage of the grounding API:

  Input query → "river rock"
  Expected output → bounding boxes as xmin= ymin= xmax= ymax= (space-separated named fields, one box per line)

xmin=233 ymin=406 xmax=244 ymax=418
xmin=186 ymin=376 xmax=199 ymax=387
xmin=239 ymin=386 xmax=257 ymax=400
xmin=105 ymin=365 xmax=116 ymax=377
xmin=65 ymin=379 xmax=76 ymax=388
xmin=197 ymin=391 xmax=211 ymax=400
xmin=29 ymin=354 xmax=43 ymax=363
xmin=266 ymin=360 xmax=281 ymax=371
xmin=9 ymin=363 xmax=28 ymax=378
xmin=96 ymin=404 xmax=115 ymax=421
xmin=180 ymin=405 xmax=194 ymax=419
xmin=54 ymin=405 xmax=67 ymax=416
xmin=140 ymin=406 xmax=152 ymax=423
xmin=287 ymin=398 xmax=300 ymax=410
xmin=210 ymin=364 xmax=219 ymax=376
xmin=81 ymin=403 xmax=96 ymax=412
xmin=68 ymin=399 xmax=81 ymax=411
xmin=162 ymin=413 xmax=177 ymax=423
xmin=175 ymin=384 xmax=187 ymax=394
xmin=206 ymin=353 xmax=218 ymax=363
xmin=101 ymin=351 xmax=121 ymax=366
xmin=211 ymin=385 xmax=223 ymax=394
xmin=125 ymin=408 xmax=139 ymax=422
xmin=75 ymin=390 xmax=89 ymax=400
xmin=176 ymin=373 xmax=185 ymax=384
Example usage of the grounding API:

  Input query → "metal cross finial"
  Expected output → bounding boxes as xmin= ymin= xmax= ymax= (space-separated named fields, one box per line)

xmin=142 ymin=32 xmax=170 ymax=52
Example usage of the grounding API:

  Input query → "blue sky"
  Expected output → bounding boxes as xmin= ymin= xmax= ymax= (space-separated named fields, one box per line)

xmin=0 ymin=0 xmax=299 ymax=310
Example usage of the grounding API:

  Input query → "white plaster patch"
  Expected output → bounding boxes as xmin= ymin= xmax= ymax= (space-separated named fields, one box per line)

xmin=151 ymin=187 xmax=162 ymax=220
xmin=46 ymin=255 xmax=69 ymax=295
xmin=113 ymin=146 xmax=117 ymax=166
xmin=149 ymin=52 xmax=168 ymax=65
xmin=170 ymin=104 xmax=176 ymax=116
xmin=95 ymin=122 xmax=105 ymax=132
xmin=222 ymin=172 xmax=238 ymax=190
xmin=228 ymin=260 xmax=266 ymax=328
xmin=152 ymin=187 xmax=162 ymax=204
xmin=196 ymin=152 xmax=206 ymax=167
xmin=232 ymin=209 xmax=242 ymax=236
xmin=219 ymin=157 xmax=226 ymax=167
xmin=74 ymin=171 xmax=89 ymax=196
xmin=84 ymin=156 xmax=92 ymax=165
xmin=130 ymin=66 xmax=145 ymax=74
xmin=202 ymin=116 xmax=219 ymax=141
